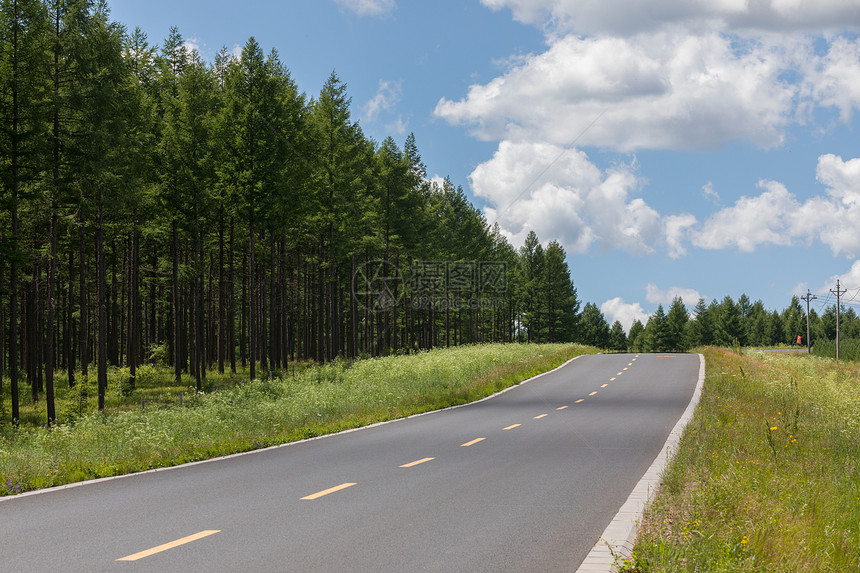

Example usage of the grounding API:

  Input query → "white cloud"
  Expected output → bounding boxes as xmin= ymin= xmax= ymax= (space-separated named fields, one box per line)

xmin=362 ymin=79 xmax=402 ymax=124
xmin=435 ymin=31 xmax=797 ymax=152
xmin=334 ymin=0 xmax=395 ymax=16
xmin=702 ymin=181 xmax=720 ymax=203
xmin=442 ymin=1 xmax=860 ymax=261
xmin=821 ymin=261 xmax=860 ymax=295
xmin=693 ymin=180 xmax=798 ymax=252
xmin=386 ymin=116 xmax=408 ymax=135
xmin=471 ymin=140 xmax=662 ymax=255
xmin=601 ymin=297 xmax=651 ymax=333
xmin=183 ymin=38 xmax=202 ymax=57
xmin=664 ymin=213 xmax=697 ymax=259
xmin=479 ymin=0 xmax=860 ymax=36
xmin=645 ymin=284 xmax=704 ymax=308
xmin=680 ymin=154 xmax=860 ymax=258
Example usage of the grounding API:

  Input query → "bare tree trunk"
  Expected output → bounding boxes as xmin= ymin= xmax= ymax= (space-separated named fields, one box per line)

xmin=128 ymin=225 xmax=138 ymax=389
xmin=45 ymin=206 xmax=57 ymax=423
xmin=172 ymin=212 xmax=180 ymax=385
xmin=97 ymin=187 xmax=107 ymax=411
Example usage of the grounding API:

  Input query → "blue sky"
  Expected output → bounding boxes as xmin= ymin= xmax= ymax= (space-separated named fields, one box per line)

xmin=108 ymin=0 xmax=860 ymax=331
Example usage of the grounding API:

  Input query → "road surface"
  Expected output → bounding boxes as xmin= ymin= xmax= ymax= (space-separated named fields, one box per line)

xmin=0 ymin=352 xmax=700 ymax=572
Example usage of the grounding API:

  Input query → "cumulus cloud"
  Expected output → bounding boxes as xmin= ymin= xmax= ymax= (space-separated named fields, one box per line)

xmin=687 ymin=154 xmax=860 ymax=258
xmin=693 ymin=180 xmax=798 ymax=252
xmin=440 ymin=0 xmax=860 ymax=261
xmin=334 ymin=0 xmax=396 ymax=16
xmin=645 ymin=284 xmax=704 ymax=308
xmin=471 ymin=141 xmax=662 ymax=254
xmin=435 ymin=31 xmax=798 ymax=151
xmin=601 ymin=297 xmax=651 ymax=333
xmin=821 ymin=261 xmax=860 ymax=295
xmin=479 ymin=0 xmax=860 ymax=36
xmin=664 ymin=214 xmax=697 ymax=259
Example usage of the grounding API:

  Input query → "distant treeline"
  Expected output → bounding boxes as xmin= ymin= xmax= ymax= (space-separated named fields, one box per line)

xmin=0 ymin=1 xmax=581 ymax=424
xmin=582 ymin=295 xmax=845 ymax=354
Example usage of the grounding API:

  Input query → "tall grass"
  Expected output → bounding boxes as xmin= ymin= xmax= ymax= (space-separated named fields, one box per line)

xmin=0 ymin=343 xmax=589 ymax=495
xmin=623 ymin=348 xmax=860 ymax=572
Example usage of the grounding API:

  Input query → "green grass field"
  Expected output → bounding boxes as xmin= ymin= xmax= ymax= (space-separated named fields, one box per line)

xmin=622 ymin=348 xmax=860 ymax=572
xmin=0 ymin=343 xmax=591 ymax=495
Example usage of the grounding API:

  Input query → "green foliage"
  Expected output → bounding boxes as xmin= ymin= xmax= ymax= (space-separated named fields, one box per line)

xmin=812 ymin=338 xmax=860 ymax=361
xmin=579 ymin=302 xmax=610 ymax=349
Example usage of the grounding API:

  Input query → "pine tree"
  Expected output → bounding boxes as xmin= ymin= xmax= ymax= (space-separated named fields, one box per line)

xmin=542 ymin=240 xmax=579 ymax=342
xmin=628 ymin=320 xmax=645 ymax=352
xmin=665 ymin=297 xmax=688 ymax=352
xmin=609 ymin=321 xmax=627 ymax=352
xmin=580 ymin=302 xmax=610 ymax=349
xmin=716 ymin=295 xmax=743 ymax=347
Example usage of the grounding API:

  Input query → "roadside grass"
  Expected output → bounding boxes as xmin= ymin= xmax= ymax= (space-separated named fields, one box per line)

xmin=0 ymin=343 xmax=591 ymax=496
xmin=622 ymin=347 xmax=860 ymax=572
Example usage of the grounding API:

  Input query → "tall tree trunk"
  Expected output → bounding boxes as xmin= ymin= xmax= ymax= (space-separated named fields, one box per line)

xmin=66 ymin=246 xmax=75 ymax=387
xmin=172 ymin=212 xmax=180 ymax=385
xmin=229 ymin=217 xmax=236 ymax=373
xmin=45 ymin=206 xmax=58 ymax=423
xmin=249 ymin=217 xmax=256 ymax=381
xmin=195 ymin=226 xmax=204 ymax=392
xmin=79 ymin=216 xmax=88 ymax=381
xmin=217 ymin=208 xmax=225 ymax=373
xmin=128 ymin=225 xmax=138 ymax=389
xmin=9 ymin=196 xmax=19 ymax=424
xmin=97 ymin=187 xmax=107 ymax=411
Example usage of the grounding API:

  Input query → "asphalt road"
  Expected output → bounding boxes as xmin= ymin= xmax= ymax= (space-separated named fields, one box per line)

xmin=0 ymin=352 xmax=699 ymax=572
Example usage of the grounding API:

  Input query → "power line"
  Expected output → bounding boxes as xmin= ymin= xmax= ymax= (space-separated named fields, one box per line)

xmin=831 ymin=280 xmax=847 ymax=361
xmin=801 ymin=289 xmax=817 ymax=354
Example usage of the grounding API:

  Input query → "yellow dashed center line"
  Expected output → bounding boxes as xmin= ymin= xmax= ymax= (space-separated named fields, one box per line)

xmin=601 ymin=384 xmax=608 ymax=388
xmin=503 ymin=424 xmax=521 ymax=430
xmin=556 ymin=405 xmax=569 ymax=410
xmin=628 ymin=362 xmax=634 ymax=366
xmin=534 ymin=414 xmax=548 ymax=419
xmin=610 ymin=377 xmax=616 ymax=381
xmin=400 ymin=457 xmax=435 ymax=468
xmin=461 ymin=438 xmax=486 ymax=447
xmin=575 ymin=399 xmax=584 ymax=403
xmin=589 ymin=391 xmax=598 ymax=396
xmin=301 ymin=482 xmax=357 ymax=500
xmin=617 ymin=372 xmax=623 ymax=376
xmin=623 ymin=367 xmax=628 ymax=371
xmin=116 ymin=530 xmax=221 ymax=562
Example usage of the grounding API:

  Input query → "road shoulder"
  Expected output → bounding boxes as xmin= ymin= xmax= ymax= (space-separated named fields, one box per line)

xmin=575 ymin=353 xmax=705 ymax=573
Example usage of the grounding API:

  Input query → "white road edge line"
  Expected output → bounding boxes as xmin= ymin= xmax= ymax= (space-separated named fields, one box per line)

xmin=575 ymin=353 xmax=705 ymax=573
xmin=1 ymin=353 xmax=589 ymax=502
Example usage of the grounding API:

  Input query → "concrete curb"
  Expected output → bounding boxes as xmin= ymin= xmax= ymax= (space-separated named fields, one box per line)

xmin=575 ymin=353 xmax=706 ymax=572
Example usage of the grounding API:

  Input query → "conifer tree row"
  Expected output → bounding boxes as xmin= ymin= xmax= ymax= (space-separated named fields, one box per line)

xmin=0 ymin=2 xmax=582 ymax=424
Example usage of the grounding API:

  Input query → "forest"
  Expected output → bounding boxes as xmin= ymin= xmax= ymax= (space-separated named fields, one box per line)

xmin=0 ymin=0 xmax=581 ymax=425
xmin=1 ymin=1 xmax=851 ymax=428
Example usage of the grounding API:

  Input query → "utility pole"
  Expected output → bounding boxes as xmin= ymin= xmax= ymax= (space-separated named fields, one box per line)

xmin=801 ymin=289 xmax=817 ymax=354
xmin=831 ymin=280 xmax=846 ymax=361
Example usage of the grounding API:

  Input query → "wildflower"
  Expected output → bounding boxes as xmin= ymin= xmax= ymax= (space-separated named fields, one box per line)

xmin=770 ymin=426 xmax=777 ymax=431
